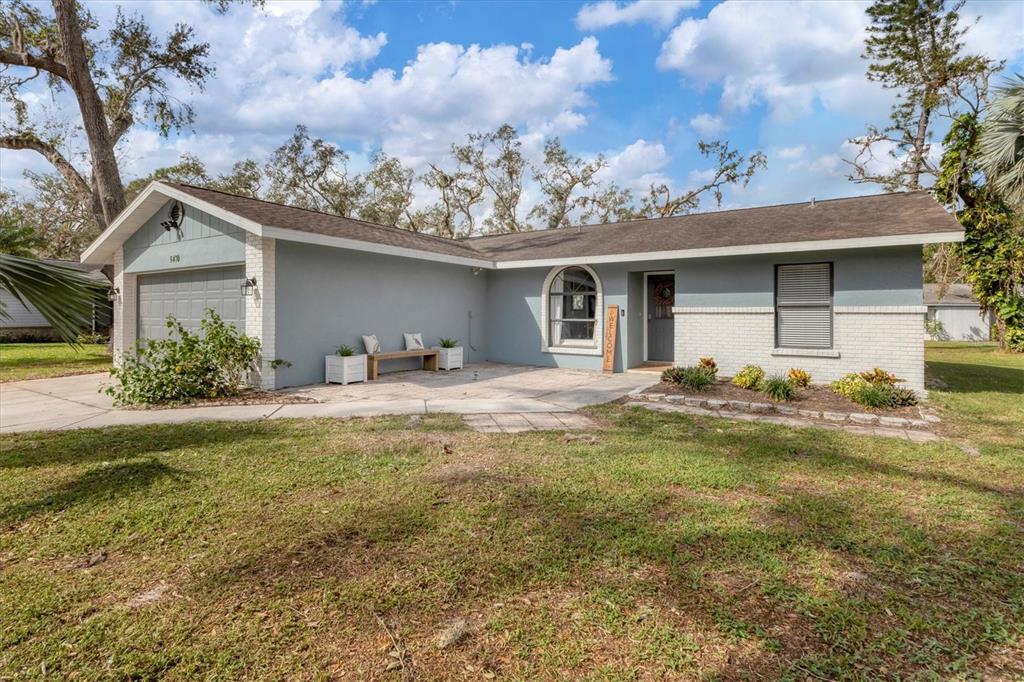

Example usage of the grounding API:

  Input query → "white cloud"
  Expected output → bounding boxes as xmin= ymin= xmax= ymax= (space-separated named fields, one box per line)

xmin=575 ymin=0 xmax=699 ymax=31
xmin=656 ymin=0 xmax=1023 ymax=122
xmin=961 ymin=1 xmax=1024 ymax=63
xmin=597 ymin=138 xmax=672 ymax=192
xmin=689 ymin=113 xmax=726 ymax=137
xmin=2 ymin=2 xmax=616 ymax=193
xmin=777 ymin=145 xmax=806 ymax=161
xmin=657 ymin=1 xmax=881 ymax=120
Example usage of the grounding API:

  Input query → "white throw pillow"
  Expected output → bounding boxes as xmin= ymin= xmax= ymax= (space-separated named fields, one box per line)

xmin=362 ymin=334 xmax=380 ymax=354
xmin=403 ymin=332 xmax=424 ymax=350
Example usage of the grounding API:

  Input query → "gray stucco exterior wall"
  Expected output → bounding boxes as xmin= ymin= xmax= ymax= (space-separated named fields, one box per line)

xmin=273 ymin=241 xmax=487 ymax=387
xmin=124 ymin=200 xmax=245 ymax=274
xmin=675 ymin=246 xmax=922 ymax=308
xmin=485 ymin=259 xmax=679 ymax=372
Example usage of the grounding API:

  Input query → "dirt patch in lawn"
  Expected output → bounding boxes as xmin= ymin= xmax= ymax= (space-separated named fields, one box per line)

xmin=650 ymin=380 xmax=922 ymax=418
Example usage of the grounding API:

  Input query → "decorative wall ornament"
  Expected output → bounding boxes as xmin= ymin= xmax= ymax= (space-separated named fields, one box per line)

xmin=160 ymin=201 xmax=184 ymax=237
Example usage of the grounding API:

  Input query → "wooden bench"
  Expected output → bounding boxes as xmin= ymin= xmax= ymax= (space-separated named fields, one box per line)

xmin=367 ymin=349 xmax=440 ymax=380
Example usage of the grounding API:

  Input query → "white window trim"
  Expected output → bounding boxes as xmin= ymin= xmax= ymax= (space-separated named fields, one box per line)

xmin=541 ymin=264 xmax=603 ymax=356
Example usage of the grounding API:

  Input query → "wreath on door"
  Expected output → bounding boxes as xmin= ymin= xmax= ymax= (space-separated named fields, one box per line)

xmin=654 ymin=281 xmax=674 ymax=306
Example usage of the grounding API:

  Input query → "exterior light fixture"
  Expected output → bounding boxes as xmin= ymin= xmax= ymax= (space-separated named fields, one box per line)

xmin=108 ymin=287 xmax=120 ymax=302
xmin=240 ymin=277 xmax=257 ymax=296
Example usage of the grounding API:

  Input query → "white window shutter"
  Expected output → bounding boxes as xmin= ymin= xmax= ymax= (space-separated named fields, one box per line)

xmin=776 ymin=263 xmax=832 ymax=348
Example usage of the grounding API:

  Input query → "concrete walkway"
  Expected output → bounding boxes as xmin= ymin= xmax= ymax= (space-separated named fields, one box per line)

xmin=0 ymin=365 xmax=657 ymax=434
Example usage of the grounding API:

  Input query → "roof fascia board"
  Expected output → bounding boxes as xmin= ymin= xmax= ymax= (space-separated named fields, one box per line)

xmin=262 ymin=225 xmax=495 ymax=268
xmin=81 ymin=182 xmax=263 ymax=265
xmin=491 ymin=231 xmax=964 ymax=269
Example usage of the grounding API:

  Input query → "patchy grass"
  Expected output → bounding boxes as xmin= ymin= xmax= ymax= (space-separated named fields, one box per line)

xmin=0 ymin=346 xmax=1022 ymax=679
xmin=925 ymin=341 xmax=1023 ymax=449
xmin=0 ymin=343 xmax=110 ymax=383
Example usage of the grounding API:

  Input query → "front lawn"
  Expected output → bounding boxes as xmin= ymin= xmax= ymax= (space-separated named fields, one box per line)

xmin=1 ymin=344 xmax=1021 ymax=679
xmin=0 ymin=342 xmax=111 ymax=383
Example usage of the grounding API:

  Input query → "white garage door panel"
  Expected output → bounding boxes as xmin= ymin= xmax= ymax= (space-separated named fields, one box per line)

xmin=137 ymin=266 xmax=245 ymax=341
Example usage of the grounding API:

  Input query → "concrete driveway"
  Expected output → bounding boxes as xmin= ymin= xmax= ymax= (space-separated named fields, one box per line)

xmin=0 ymin=364 xmax=657 ymax=434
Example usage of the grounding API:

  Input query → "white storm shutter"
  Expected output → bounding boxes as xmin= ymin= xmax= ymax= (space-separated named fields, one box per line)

xmin=775 ymin=263 xmax=832 ymax=348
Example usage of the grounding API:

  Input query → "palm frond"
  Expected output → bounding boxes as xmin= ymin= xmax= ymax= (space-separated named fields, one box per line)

xmin=980 ymin=74 xmax=1024 ymax=207
xmin=0 ymin=254 xmax=108 ymax=345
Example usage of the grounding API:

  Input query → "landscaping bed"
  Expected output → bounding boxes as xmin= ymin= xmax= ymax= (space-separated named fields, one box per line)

xmin=643 ymin=379 xmax=924 ymax=420
xmin=123 ymin=389 xmax=317 ymax=410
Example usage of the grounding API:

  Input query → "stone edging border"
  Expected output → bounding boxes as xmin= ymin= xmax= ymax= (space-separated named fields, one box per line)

xmin=627 ymin=388 xmax=941 ymax=430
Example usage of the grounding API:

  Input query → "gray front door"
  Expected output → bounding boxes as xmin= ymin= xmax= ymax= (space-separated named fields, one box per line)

xmin=647 ymin=274 xmax=674 ymax=361
xmin=137 ymin=265 xmax=245 ymax=341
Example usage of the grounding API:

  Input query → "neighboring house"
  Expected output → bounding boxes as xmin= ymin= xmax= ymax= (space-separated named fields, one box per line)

xmin=0 ymin=260 xmax=112 ymax=341
xmin=81 ymin=183 xmax=963 ymax=392
xmin=924 ymin=283 xmax=993 ymax=341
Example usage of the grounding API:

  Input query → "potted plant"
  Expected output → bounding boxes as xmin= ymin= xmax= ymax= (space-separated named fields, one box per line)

xmin=434 ymin=337 xmax=464 ymax=371
xmin=325 ymin=344 xmax=367 ymax=385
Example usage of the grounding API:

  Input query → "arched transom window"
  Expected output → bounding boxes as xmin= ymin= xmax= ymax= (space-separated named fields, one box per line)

xmin=548 ymin=266 xmax=599 ymax=348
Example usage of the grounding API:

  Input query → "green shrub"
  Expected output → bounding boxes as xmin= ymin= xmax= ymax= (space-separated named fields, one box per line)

xmin=858 ymin=367 xmax=900 ymax=385
xmin=830 ymin=373 xmax=868 ymax=400
xmin=438 ymin=338 xmax=459 ymax=348
xmin=106 ymin=310 xmax=260 ymax=406
xmin=761 ymin=375 xmax=797 ymax=401
xmin=731 ymin=364 xmax=765 ymax=390
xmin=830 ymin=372 xmax=919 ymax=408
xmin=76 ymin=331 xmax=109 ymax=345
xmin=854 ymin=382 xmax=893 ymax=408
xmin=888 ymin=386 xmax=919 ymax=407
xmin=336 ymin=344 xmax=356 ymax=356
xmin=662 ymin=365 xmax=716 ymax=391
xmin=698 ymin=357 xmax=718 ymax=376
xmin=787 ymin=367 xmax=811 ymax=388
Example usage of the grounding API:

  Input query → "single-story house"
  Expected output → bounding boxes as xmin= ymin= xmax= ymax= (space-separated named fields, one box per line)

xmin=924 ymin=283 xmax=993 ymax=341
xmin=80 ymin=183 xmax=964 ymax=392
xmin=0 ymin=259 xmax=112 ymax=341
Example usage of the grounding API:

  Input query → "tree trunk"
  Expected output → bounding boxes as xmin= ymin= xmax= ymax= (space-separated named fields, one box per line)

xmin=52 ymin=0 xmax=125 ymax=227
xmin=909 ymin=104 xmax=932 ymax=190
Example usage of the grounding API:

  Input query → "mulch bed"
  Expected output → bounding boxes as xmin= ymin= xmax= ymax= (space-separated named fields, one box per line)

xmin=127 ymin=390 xmax=317 ymax=410
xmin=649 ymin=380 xmax=922 ymax=418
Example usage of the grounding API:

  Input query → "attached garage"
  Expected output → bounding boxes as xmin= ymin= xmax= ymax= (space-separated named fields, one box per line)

xmin=137 ymin=265 xmax=245 ymax=341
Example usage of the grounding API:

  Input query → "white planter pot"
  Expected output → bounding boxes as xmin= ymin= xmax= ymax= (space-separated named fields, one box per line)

xmin=434 ymin=346 xmax=463 ymax=370
xmin=325 ymin=354 xmax=367 ymax=385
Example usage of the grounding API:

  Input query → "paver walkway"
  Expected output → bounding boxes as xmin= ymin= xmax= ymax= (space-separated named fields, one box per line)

xmin=463 ymin=412 xmax=596 ymax=433
xmin=0 ymin=365 xmax=656 ymax=434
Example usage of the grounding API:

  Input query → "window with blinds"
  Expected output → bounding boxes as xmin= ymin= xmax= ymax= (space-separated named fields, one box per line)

xmin=775 ymin=263 xmax=833 ymax=349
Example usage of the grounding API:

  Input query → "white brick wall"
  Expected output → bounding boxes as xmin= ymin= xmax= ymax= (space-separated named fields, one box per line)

xmin=245 ymin=233 xmax=276 ymax=389
xmin=673 ymin=306 xmax=926 ymax=391
xmin=111 ymin=247 xmax=137 ymax=364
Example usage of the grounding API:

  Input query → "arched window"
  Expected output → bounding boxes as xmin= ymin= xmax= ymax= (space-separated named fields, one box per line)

xmin=546 ymin=266 xmax=600 ymax=350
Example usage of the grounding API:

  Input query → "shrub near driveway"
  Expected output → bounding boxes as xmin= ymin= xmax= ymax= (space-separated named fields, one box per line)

xmin=107 ymin=311 xmax=260 ymax=405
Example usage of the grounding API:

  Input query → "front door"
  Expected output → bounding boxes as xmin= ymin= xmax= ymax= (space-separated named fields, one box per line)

xmin=647 ymin=274 xmax=674 ymax=361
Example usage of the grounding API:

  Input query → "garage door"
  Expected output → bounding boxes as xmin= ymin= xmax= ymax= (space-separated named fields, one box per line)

xmin=137 ymin=265 xmax=245 ymax=341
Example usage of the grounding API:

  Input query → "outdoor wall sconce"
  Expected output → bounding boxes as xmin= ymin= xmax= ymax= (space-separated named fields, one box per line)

xmin=108 ymin=287 xmax=120 ymax=302
xmin=240 ymin=277 xmax=257 ymax=296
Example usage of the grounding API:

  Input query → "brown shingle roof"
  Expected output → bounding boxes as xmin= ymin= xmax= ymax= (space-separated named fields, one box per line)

xmin=168 ymin=183 xmax=487 ymax=261
xmin=169 ymin=184 xmax=960 ymax=264
xmin=467 ymin=191 xmax=961 ymax=261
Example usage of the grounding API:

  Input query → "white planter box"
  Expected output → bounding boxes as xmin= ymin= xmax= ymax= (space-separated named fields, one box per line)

xmin=325 ymin=354 xmax=367 ymax=385
xmin=434 ymin=346 xmax=464 ymax=370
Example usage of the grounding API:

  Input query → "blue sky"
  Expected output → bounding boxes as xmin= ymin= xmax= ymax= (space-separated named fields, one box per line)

xmin=3 ymin=0 xmax=1023 ymax=215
